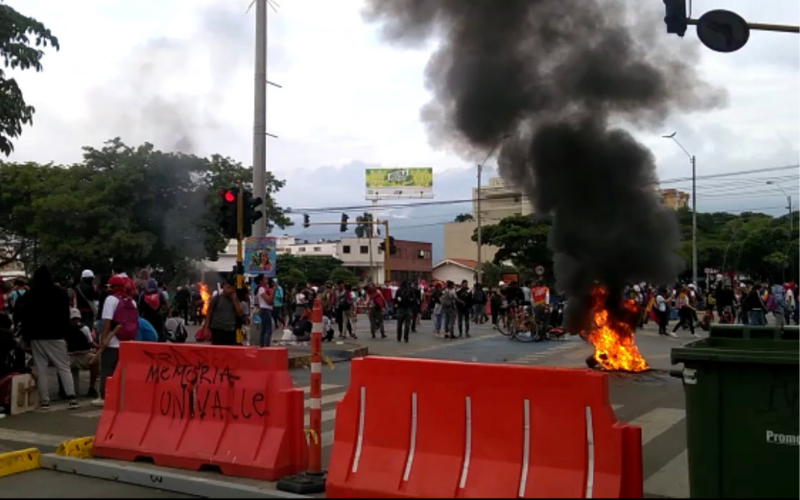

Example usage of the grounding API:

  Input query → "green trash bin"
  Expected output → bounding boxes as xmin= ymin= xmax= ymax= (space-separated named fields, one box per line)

xmin=671 ymin=326 xmax=799 ymax=498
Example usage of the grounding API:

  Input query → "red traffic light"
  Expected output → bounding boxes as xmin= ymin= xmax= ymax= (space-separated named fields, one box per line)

xmin=223 ymin=190 xmax=236 ymax=203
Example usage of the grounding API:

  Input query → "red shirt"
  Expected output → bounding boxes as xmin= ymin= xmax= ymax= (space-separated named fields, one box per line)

xmin=371 ymin=291 xmax=385 ymax=310
xmin=380 ymin=286 xmax=393 ymax=302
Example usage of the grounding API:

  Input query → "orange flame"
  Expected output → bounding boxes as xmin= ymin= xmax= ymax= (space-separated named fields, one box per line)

xmin=586 ymin=286 xmax=648 ymax=372
xmin=198 ymin=283 xmax=210 ymax=316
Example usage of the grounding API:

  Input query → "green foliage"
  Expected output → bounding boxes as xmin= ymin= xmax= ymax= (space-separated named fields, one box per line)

xmin=454 ymin=213 xmax=474 ymax=222
xmin=476 ymin=209 xmax=799 ymax=285
xmin=276 ymin=254 xmax=344 ymax=285
xmin=0 ymin=138 xmax=290 ymax=278
xmin=0 ymin=4 xmax=59 ymax=155
xmin=281 ymin=268 xmax=307 ymax=289
xmin=479 ymin=261 xmax=519 ymax=287
xmin=354 ymin=212 xmax=374 ymax=238
xmin=473 ymin=214 xmax=553 ymax=271
xmin=328 ymin=267 xmax=359 ymax=287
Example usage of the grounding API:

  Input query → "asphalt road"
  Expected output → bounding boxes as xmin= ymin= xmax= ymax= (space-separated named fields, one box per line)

xmin=0 ymin=319 xmax=695 ymax=498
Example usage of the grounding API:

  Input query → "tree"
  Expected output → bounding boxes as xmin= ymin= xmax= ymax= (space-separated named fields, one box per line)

xmin=480 ymin=261 xmax=519 ymax=287
xmin=281 ymin=268 xmax=307 ymax=289
xmin=329 ymin=267 xmax=359 ymax=287
xmin=454 ymin=213 xmax=474 ymax=222
xmin=355 ymin=212 xmax=374 ymax=238
xmin=0 ymin=4 xmax=59 ymax=155
xmin=276 ymin=254 xmax=344 ymax=285
xmin=0 ymin=138 xmax=291 ymax=277
xmin=473 ymin=214 xmax=553 ymax=271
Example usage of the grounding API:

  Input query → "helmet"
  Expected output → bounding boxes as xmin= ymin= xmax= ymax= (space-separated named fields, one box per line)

xmin=498 ymin=281 xmax=505 ymax=287
xmin=81 ymin=269 xmax=95 ymax=279
xmin=633 ymin=285 xmax=641 ymax=292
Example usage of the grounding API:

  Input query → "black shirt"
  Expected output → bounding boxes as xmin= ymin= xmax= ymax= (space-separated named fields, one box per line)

xmin=65 ymin=324 xmax=92 ymax=353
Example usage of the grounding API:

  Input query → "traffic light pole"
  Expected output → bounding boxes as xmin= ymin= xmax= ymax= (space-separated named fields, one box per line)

xmin=236 ymin=180 xmax=245 ymax=345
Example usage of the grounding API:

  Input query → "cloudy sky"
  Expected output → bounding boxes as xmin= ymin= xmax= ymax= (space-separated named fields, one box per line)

xmin=7 ymin=0 xmax=799 ymax=259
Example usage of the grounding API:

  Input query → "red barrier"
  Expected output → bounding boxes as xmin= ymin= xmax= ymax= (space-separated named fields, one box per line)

xmin=93 ymin=342 xmax=307 ymax=481
xmin=327 ymin=357 xmax=642 ymax=498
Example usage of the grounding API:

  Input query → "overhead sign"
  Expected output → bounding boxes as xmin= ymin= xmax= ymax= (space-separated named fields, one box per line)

xmin=365 ymin=168 xmax=434 ymax=200
xmin=535 ymin=265 xmax=545 ymax=276
xmin=696 ymin=9 xmax=750 ymax=53
xmin=244 ymin=237 xmax=276 ymax=276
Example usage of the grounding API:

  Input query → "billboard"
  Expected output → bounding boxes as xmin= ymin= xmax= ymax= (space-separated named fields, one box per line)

xmin=244 ymin=237 xmax=276 ymax=277
xmin=365 ymin=168 xmax=434 ymax=200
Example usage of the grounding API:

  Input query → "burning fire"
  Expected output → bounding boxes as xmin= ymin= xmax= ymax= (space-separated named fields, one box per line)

xmin=198 ymin=283 xmax=210 ymax=316
xmin=586 ymin=287 xmax=649 ymax=372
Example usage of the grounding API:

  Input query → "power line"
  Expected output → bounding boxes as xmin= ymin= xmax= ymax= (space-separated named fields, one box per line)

xmin=289 ymin=164 xmax=799 ymax=214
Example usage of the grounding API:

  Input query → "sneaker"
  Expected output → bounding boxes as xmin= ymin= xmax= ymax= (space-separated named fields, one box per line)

xmin=668 ymin=331 xmax=678 ymax=338
xmin=39 ymin=402 xmax=50 ymax=411
xmin=91 ymin=398 xmax=105 ymax=407
xmin=381 ymin=333 xmax=387 ymax=339
xmin=690 ymin=332 xmax=700 ymax=338
xmin=68 ymin=399 xmax=80 ymax=410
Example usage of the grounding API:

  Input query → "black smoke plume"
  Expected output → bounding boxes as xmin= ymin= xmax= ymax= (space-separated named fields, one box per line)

xmin=362 ymin=0 xmax=726 ymax=331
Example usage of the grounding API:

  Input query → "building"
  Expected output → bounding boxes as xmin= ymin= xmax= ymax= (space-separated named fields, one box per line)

xmin=443 ymin=176 xmax=528 ymax=264
xmin=388 ymin=239 xmax=433 ymax=283
xmin=432 ymin=258 xmax=478 ymax=285
xmin=281 ymin=240 xmax=339 ymax=258
xmin=660 ymin=189 xmax=690 ymax=210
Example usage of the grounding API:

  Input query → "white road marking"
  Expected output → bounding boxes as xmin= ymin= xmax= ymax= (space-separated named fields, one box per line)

xmin=629 ymin=408 xmax=686 ymax=445
xmin=644 ymin=450 xmax=689 ymax=499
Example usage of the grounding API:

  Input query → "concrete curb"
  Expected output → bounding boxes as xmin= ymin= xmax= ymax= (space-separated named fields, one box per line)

xmin=288 ymin=346 xmax=369 ymax=369
xmin=40 ymin=454 xmax=310 ymax=499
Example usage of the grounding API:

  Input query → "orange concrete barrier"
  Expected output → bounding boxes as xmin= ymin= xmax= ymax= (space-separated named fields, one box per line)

xmin=93 ymin=342 xmax=307 ymax=481
xmin=326 ymin=357 xmax=643 ymax=498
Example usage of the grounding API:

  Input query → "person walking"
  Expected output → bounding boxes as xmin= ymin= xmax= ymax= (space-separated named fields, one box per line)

xmin=367 ymin=285 xmax=387 ymax=339
xmin=19 ymin=266 xmax=80 ymax=410
xmin=394 ymin=281 xmax=415 ymax=343
xmin=441 ymin=281 xmax=458 ymax=339
xmin=455 ymin=280 xmax=472 ymax=338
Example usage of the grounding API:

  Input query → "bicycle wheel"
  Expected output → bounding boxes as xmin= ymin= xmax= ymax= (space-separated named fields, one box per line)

xmin=497 ymin=312 xmax=512 ymax=336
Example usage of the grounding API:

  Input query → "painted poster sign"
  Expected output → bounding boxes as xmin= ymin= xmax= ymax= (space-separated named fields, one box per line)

xmin=365 ymin=168 xmax=434 ymax=200
xmin=244 ymin=237 xmax=276 ymax=276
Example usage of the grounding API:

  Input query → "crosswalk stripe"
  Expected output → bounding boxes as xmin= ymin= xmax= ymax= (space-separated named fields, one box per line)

xmin=629 ymin=408 xmax=686 ymax=445
xmin=644 ymin=450 xmax=689 ymax=498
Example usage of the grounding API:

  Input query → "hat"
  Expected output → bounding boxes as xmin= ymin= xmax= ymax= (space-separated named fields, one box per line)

xmin=70 ymin=308 xmax=81 ymax=320
xmin=81 ymin=269 xmax=95 ymax=279
xmin=498 ymin=281 xmax=505 ymax=286
xmin=108 ymin=275 xmax=127 ymax=288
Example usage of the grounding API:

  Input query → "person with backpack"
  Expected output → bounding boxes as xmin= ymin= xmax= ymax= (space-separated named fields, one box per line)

xmin=394 ymin=281 xmax=416 ymax=343
xmin=768 ymin=284 xmax=786 ymax=327
xmin=334 ymin=282 xmax=355 ymax=339
xmin=367 ymin=285 xmax=387 ymax=339
xmin=440 ymin=280 xmax=458 ymax=339
xmin=138 ymin=279 xmax=167 ymax=342
xmin=164 ymin=309 xmax=188 ymax=343
xmin=90 ymin=274 xmax=139 ymax=407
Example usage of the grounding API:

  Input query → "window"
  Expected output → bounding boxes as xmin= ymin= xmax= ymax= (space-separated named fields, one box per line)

xmin=514 ymin=195 xmax=521 ymax=203
xmin=343 ymin=245 xmax=351 ymax=254
xmin=360 ymin=245 xmax=369 ymax=254
xmin=418 ymin=250 xmax=425 ymax=259
xmin=313 ymin=246 xmax=321 ymax=252
xmin=298 ymin=247 xmax=306 ymax=252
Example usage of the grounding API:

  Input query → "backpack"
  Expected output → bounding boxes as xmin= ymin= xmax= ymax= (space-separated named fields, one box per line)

xmin=337 ymin=291 xmax=351 ymax=310
xmin=765 ymin=294 xmax=777 ymax=312
xmin=143 ymin=292 xmax=162 ymax=311
xmin=113 ymin=296 xmax=139 ymax=341
xmin=440 ymin=290 xmax=454 ymax=309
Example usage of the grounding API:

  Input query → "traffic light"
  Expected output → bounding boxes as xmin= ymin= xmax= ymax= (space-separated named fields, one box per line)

xmin=242 ymin=188 xmax=263 ymax=238
xmin=340 ymin=213 xmax=349 ymax=232
xmin=218 ymin=188 xmax=238 ymax=239
xmin=663 ymin=0 xmax=687 ymax=37
xmin=389 ymin=236 xmax=397 ymax=255
xmin=303 ymin=214 xmax=310 ymax=228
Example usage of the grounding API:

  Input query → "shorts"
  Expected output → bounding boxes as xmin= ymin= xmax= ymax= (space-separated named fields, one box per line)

xmin=211 ymin=328 xmax=238 ymax=346
xmin=69 ymin=352 xmax=93 ymax=371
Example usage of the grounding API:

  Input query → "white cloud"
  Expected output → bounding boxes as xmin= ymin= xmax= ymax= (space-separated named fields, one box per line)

xmin=4 ymin=0 xmax=799 ymax=254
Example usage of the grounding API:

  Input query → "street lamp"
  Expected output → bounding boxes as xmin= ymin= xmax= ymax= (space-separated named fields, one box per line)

xmin=476 ymin=134 xmax=511 ymax=284
xmin=766 ymin=181 xmax=793 ymax=235
xmin=663 ymin=132 xmax=698 ymax=286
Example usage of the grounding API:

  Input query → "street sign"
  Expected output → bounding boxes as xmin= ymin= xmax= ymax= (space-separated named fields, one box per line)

xmin=535 ymin=265 xmax=545 ymax=276
xmin=244 ymin=237 xmax=276 ymax=276
xmin=696 ymin=10 xmax=750 ymax=53
xmin=704 ymin=268 xmax=719 ymax=275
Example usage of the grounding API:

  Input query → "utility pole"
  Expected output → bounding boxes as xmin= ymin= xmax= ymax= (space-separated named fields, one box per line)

xmin=476 ymin=134 xmax=510 ymax=284
xmin=252 ymin=0 xmax=267 ymax=237
xmin=476 ymin=163 xmax=483 ymax=284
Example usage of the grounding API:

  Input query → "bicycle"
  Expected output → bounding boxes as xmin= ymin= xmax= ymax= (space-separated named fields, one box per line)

xmin=497 ymin=303 xmax=539 ymax=342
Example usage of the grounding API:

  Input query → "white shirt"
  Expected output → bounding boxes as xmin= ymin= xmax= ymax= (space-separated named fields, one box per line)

xmin=656 ymin=295 xmax=667 ymax=312
xmin=79 ymin=325 xmax=93 ymax=344
xmin=257 ymin=285 xmax=272 ymax=309
xmin=296 ymin=293 xmax=307 ymax=305
xmin=101 ymin=295 xmax=137 ymax=349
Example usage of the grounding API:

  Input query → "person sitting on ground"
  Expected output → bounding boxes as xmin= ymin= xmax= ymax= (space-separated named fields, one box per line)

xmin=292 ymin=308 xmax=313 ymax=342
xmin=63 ymin=308 xmax=99 ymax=398
xmin=164 ymin=309 xmax=188 ymax=343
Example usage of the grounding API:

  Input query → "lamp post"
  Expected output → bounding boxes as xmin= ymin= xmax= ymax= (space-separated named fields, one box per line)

xmin=663 ymin=132 xmax=698 ymax=286
xmin=766 ymin=181 xmax=793 ymax=235
xmin=476 ymin=134 xmax=511 ymax=284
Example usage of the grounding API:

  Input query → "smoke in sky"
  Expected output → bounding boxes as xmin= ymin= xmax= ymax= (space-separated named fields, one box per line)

xmin=363 ymin=0 xmax=727 ymax=330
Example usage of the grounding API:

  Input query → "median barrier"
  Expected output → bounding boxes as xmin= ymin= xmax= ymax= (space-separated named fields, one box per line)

xmin=92 ymin=342 xmax=307 ymax=481
xmin=326 ymin=356 xmax=642 ymax=498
